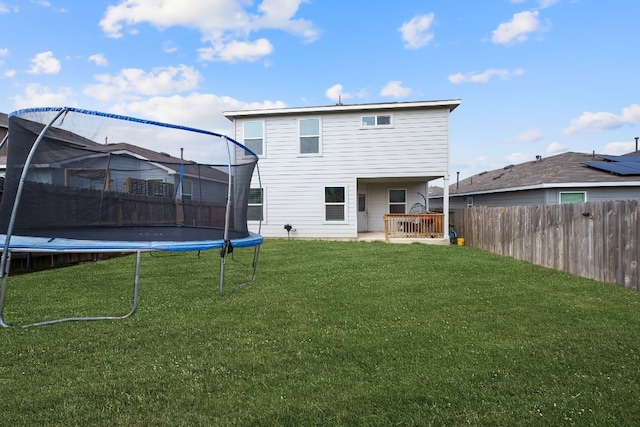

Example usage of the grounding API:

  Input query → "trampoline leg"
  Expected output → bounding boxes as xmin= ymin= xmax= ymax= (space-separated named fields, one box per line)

xmin=232 ymin=245 xmax=261 ymax=292
xmin=0 ymin=250 xmax=14 ymax=328
xmin=219 ymin=255 xmax=226 ymax=297
xmin=0 ymin=250 xmax=143 ymax=328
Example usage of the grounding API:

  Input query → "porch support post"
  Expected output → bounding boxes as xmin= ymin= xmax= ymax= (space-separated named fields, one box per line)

xmin=443 ymin=175 xmax=450 ymax=241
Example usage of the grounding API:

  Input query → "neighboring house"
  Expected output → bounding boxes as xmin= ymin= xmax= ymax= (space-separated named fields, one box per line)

xmin=0 ymin=113 xmax=227 ymax=200
xmin=224 ymin=99 xmax=461 ymax=239
xmin=430 ymin=151 xmax=640 ymax=210
xmin=55 ymin=142 xmax=229 ymax=201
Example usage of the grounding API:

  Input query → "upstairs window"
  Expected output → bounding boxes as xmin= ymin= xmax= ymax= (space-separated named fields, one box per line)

xmin=361 ymin=114 xmax=392 ymax=127
xmin=243 ymin=121 xmax=264 ymax=156
xmin=299 ymin=118 xmax=320 ymax=155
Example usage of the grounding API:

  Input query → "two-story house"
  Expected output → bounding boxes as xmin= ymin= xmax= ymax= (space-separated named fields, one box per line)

xmin=224 ymin=99 xmax=461 ymax=241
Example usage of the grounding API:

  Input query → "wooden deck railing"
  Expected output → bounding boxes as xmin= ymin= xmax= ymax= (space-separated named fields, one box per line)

xmin=384 ymin=213 xmax=445 ymax=240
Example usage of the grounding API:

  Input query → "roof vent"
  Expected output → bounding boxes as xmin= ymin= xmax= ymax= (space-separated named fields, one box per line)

xmin=535 ymin=155 xmax=542 ymax=161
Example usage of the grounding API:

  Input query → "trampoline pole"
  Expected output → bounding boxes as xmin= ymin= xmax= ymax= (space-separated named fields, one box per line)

xmin=0 ymin=133 xmax=8 ymax=150
xmin=0 ymin=108 xmax=67 ymax=328
xmin=219 ymin=136 xmax=234 ymax=297
xmin=0 ymin=251 xmax=13 ymax=328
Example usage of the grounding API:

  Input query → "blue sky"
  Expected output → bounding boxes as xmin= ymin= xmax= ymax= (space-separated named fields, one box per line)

xmin=1 ymin=0 xmax=639 ymax=178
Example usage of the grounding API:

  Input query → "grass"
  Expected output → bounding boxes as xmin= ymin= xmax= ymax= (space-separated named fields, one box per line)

xmin=1 ymin=239 xmax=640 ymax=426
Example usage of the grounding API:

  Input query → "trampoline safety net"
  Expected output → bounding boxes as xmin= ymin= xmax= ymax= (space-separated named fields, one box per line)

xmin=0 ymin=107 xmax=259 ymax=242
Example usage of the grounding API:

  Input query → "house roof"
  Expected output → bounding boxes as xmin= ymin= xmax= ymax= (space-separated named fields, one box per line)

xmin=0 ymin=115 xmax=228 ymax=181
xmin=98 ymin=142 xmax=228 ymax=181
xmin=448 ymin=151 xmax=640 ymax=197
xmin=223 ymin=99 xmax=461 ymax=119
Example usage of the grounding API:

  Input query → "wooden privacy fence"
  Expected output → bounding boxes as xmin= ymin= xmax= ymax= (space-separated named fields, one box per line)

xmin=453 ymin=200 xmax=639 ymax=291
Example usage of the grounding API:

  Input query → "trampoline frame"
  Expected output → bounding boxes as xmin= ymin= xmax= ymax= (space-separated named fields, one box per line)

xmin=0 ymin=107 xmax=263 ymax=328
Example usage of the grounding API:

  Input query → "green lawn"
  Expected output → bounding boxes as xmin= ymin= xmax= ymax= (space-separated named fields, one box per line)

xmin=1 ymin=239 xmax=640 ymax=426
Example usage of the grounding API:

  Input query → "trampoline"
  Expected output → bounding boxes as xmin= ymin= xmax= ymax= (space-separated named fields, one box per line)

xmin=0 ymin=107 xmax=263 ymax=328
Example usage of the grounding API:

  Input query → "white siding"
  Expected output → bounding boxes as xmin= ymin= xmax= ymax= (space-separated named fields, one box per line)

xmin=239 ymin=106 xmax=452 ymax=238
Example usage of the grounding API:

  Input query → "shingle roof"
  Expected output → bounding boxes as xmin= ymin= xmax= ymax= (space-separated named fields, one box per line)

xmin=99 ymin=142 xmax=228 ymax=181
xmin=451 ymin=151 xmax=640 ymax=196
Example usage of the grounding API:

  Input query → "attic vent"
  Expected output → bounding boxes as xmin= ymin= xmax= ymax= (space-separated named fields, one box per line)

xmin=535 ymin=155 xmax=543 ymax=161
xmin=478 ymin=171 xmax=488 ymax=176
xmin=504 ymin=164 xmax=514 ymax=170
xmin=493 ymin=173 xmax=504 ymax=180
xmin=160 ymin=152 xmax=171 ymax=157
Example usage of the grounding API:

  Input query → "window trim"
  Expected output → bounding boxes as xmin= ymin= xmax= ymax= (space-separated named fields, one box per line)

xmin=243 ymin=120 xmax=265 ymax=158
xmin=180 ymin=179 xmax=193 ymax=200
xmin=466 ymin=196 xmax=474 ymax=207
xmin=360 ymin=114 xmax=393 ymax=128
xmin=324 ymin=185 xmax=348 ymax=223
xmin=298 ymin=117 xmax=322 ymax=156
xmin=388 ymin=188 xmax=407 ymax=214
xmin=247 ymin=186 xmax=265 ymax=223
xmin=559 ymin=191 xmax=587 ymax=204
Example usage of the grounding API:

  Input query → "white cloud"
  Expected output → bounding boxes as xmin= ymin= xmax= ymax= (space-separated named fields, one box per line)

xmin=325 ymin=84 xmax=353 ymax=103
xmin=504 ymin=152 xmax=534 ymax=165
xmin=10 ymin=83 xmax=74 ymax=109
xmin=508 ymin=128 xmax=543 ymax=143
xmin=399 ymin=13 xmax=435 ymax=49
xmin=538 ymin=0 xmax=560 ymax=8
xmin=492 ymin=10 xmax=542 ymax=45
xmin=198 ymin=38 xmax=273 ymax=62
xmin=380 ymin=81 xmax=412 ymax=98
xmin=601 ymin=141 xmax=636 ymax=155
xmin=254 ymin=0 xmax=320 ymax=41
xmin=27 ymin=51 xmax=61 ymax=75
xmin=88 ymin=53 xmax=108 ymax=67
xmin=562 ymin=104 xmax=640 ymax=135
xmin=448 ymin=68 xmax=524 ymax=84
xmin=83 ymin=65 xmax=201 ymax=101
xmin=4 ymin=69 xmax=16 ymax=77
xmin=0 ymin=3 xmax=18 ymax=13
xmin=546 ymin=142 xmax=566 ymax=153
xmin=0 ymin=48 xmax=7 ymax=57
xmin=99 ymin=0 xmax=318 ymax=62
xmin=111 ymin=93 xmax=286 ymax=132
xmin=163 ymin=40 xmax=178 ymax=53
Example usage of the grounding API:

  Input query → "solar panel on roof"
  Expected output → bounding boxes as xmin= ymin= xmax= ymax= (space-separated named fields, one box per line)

xmin=584 ymin=161 xmax=640 ymax=176
xmin=600 ymin=155 xmax=640 ymax=162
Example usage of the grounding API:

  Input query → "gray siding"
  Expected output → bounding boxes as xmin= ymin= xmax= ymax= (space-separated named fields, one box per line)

xmin=439 ymin=186 xmax=640 ymax=211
